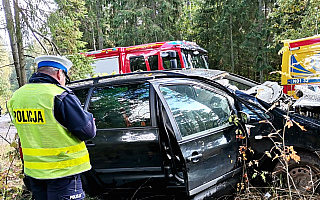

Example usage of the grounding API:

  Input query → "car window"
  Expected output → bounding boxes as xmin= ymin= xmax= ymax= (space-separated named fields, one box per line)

xmin=130 ymin=56 xmax=147 ymax=71
xmin=73 ymin=88 xmax=89 ymax=108
xmin=160 ymin=84 xmax=231 ymax=138
xmin=181 ymin=50 xmax=208 ymax=69
xmin=240 ymin=102 xmax=270 ymax=122
xmin=148 ymin=55 xmax=159 ymax=70
xmin=226 ymin=79 xmax=253 ymax=90
xmin=161 ymin=51 xmax=181 ymax=69
xmin=88 ymin=83 xmax=151 ymax=129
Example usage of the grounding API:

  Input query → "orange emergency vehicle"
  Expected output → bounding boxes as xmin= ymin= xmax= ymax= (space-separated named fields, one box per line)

xmin=280 ymin=35 xmax=320 ymax=97
xmin=84 ymin=41 xmax=208 ymax=75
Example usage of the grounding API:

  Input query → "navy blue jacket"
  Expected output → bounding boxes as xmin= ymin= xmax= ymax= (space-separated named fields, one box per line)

xmin=29 ymin=72 xmax=96 ymax=141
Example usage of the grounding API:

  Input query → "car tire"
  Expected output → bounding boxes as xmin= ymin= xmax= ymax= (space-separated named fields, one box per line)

xmin=273 ymin=151 xmax=320 ymax=194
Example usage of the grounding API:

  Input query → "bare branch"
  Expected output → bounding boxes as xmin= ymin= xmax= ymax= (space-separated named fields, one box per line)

xmin=17 ymin=4 xmax=61 ymax=55
xmin=24 ymin=54 xmax=35 ymax=58
xmin=0 ymin=63 xmax=13 ymax=68
xmin=31 ymin=28 xmax=48 ymax=54
xmin=0 ymin=55 xmax=34 ymax=68
xmin=0 ymin=131 xmax=11 ymax=144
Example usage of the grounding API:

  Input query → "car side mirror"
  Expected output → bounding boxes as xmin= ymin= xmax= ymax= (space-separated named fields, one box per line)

xmin=170 ymin=59 xmax=178 ymax=69
xmin=169 ymin=51 xmax=177 ymax=58
xmin=239 ymin=111 xmax=250 ymax=124
xmin=205 ymin=55 xmax=208 ymax=62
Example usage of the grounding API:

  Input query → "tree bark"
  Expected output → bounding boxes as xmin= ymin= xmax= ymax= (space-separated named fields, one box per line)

xmin=258 ymin=0 xmax=263 ymax=83
xmin=96 ymin=0 xmax=104 ymax=49
xmin=3 ymin=0 xmax=25 ymax=87
xmin=230 ymin=15 xmax=234 ymax=73
xmin=14 ymin=0 xmax=27 ymax=85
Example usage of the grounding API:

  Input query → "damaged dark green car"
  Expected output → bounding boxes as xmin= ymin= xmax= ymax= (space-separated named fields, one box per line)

xmin=66 ymin=69 xmax=320 ymax=199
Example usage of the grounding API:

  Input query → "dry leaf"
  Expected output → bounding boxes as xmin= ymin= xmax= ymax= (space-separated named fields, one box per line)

xmin=293 ymin=120 xmax=307 ymax=131
xmin=265 ymin=151 xmax=272 ymax=158
xmin=285 ymin=120 xmax=293 ymax=128
xmin=236 ymin=135 xmax=246 ymax=139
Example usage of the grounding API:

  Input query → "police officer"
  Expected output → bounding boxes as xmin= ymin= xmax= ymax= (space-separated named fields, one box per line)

xmin=7 ymin=55 xmax=96 ymax=200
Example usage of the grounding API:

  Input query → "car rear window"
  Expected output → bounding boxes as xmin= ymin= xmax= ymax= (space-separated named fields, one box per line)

xmin=88 ymin=83 xmax=151 ymax=129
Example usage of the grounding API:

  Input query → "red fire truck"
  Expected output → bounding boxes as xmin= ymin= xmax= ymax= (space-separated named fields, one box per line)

xmin=84 ymin=41 xmax=209 ymax=75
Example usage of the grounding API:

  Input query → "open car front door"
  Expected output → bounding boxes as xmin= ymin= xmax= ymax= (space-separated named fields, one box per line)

xmin=151 ymin=79 xmax=243 ymax=197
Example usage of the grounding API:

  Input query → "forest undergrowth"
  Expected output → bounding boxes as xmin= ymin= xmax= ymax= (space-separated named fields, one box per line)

xmin=1 ymin=103 xmax=320 ymax=200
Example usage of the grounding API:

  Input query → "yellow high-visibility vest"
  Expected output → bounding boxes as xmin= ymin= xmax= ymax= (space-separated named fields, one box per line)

xmin=7 ymin=83 xmax=91 ymax=179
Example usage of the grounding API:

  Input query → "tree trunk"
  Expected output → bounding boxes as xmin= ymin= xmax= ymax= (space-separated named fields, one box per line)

xmin=14 ymin=0 xmax=27 ymax=85
xmin=3 ymin=0 xmax=25 ymax=87
xmin=92 ymin=22 xmax=96 ymax=51
xmin=230 ymin=15 xmax=234 ymax=73
xmin=258 ymin=0 xmax=263 ymax=83
xmin=96 ymin=0 xmax=104 ymax=49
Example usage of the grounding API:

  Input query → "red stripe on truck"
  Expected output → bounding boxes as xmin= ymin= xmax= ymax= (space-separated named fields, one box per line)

xmin=290 ymin=38 xmax=320 ymax=48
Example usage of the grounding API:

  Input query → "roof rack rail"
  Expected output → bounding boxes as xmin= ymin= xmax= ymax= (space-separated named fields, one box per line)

xmin=67 ymin=70 xmax=189 ymax=87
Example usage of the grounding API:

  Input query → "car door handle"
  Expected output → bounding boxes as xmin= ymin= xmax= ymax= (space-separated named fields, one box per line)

xmin=187 ymin=153 xmax=203 ymax=163
xmin=85 ymin=140 xmax=96 ymax=147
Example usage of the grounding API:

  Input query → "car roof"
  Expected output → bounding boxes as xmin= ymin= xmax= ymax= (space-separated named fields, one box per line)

xmin=68 ymin=69 xmax=258 ymax=90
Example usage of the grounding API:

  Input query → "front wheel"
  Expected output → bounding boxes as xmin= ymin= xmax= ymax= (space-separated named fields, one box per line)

xmin=273 ymin=151 xmax=320 ymax=194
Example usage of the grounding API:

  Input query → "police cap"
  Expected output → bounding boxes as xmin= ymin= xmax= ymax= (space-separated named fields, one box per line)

xmin=35 ymin=55 xmax=73 ymax=74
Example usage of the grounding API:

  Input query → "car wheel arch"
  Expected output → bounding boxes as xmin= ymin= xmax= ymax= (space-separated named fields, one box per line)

xmin=272 ymin=150 xmax=320 ymax=193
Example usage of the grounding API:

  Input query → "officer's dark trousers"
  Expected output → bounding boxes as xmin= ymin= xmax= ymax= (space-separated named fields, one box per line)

xmin=26 ymin=174 xmax=85 ymax=200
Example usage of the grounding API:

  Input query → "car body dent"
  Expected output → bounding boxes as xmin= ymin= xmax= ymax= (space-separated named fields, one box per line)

xmin=235 ymin=90 xmax=320 ymax=165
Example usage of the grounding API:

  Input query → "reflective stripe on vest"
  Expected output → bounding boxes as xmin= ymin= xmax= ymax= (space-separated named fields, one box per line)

xmin=22 ymin=142 xmax=87 ymax=157
xmin=7 ymin=83 xmax=91 ymax=179
xmin=24 ymin=153 xmax=90 ymax=169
